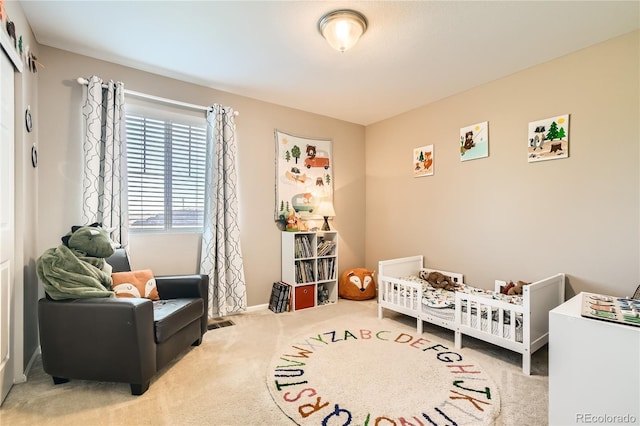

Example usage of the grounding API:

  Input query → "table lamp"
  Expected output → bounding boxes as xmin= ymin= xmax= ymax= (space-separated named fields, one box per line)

xmin=316 ymin=201 xmax=336 ymax=231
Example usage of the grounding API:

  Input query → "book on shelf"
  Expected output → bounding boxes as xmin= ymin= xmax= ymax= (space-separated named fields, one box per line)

xmin=317 ymin=239 xmax=336 ymax=257
xmin=294 ymin=234 xmax=313 ymax=258
xmin=317 ymin=258 xmax=335 ymax=281
xmin=295 ymin=260 xmax=314 ymax=283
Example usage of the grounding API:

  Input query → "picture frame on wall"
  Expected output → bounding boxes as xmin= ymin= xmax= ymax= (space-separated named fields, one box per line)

xmin=527 ymin=114 xmax=569 ymax=163
xmin=460 ymin=121 xmax=489 ymax=161
xmin=413 ymin=144 xmax=434 ymax=177
xmin=274 ymin=129 xmax=333 ymax=222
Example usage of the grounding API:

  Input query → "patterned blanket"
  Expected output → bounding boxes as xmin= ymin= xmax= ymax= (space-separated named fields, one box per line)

xmin=401 ymin=275 xmax=523 ymax=309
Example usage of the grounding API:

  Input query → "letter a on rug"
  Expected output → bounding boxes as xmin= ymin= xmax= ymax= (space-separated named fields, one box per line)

xmin=266 ymin=324 xmax=501 ymax=425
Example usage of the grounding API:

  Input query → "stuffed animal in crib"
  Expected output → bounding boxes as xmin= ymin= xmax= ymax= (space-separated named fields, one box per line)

xmin=502 ymin=280 xmax=530 ymax=295
xmin=419 ymin=270 xmax=459 ymax=291
xmin=339 ymin=268 xmax=376 ymax=300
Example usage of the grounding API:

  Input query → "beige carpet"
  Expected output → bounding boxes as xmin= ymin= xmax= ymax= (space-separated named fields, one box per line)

xmin=0 ymin=299 xmax=549 ymax=425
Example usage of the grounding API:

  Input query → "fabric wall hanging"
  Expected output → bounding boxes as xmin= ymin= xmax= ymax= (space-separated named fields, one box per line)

xmin=274 ymin=129 xmax=333 ymax=222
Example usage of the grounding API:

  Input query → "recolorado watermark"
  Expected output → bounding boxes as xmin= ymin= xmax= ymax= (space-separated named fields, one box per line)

xmin=576 ymin=413 xmax=637 ymax=424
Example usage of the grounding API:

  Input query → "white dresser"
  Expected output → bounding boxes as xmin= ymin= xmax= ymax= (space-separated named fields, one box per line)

xmin=549 ymin=293 xmax=640 ymax=425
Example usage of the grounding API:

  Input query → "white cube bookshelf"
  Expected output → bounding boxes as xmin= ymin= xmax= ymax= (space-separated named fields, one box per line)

xmin=281 ymin=231 xmax=338 ymax=311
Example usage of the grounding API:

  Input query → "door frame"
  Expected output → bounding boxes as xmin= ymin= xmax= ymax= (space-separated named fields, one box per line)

xmin=1 ymin=28 xmax=25 ymax=406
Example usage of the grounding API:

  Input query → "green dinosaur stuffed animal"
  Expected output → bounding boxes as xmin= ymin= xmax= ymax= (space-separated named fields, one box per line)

xmin=61 ymin=222 xmax=116 ymax=259
xmin=37 ymin=222 xmax=117 ymax=300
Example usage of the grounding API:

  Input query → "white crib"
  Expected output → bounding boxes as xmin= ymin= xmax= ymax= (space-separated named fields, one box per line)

xmin=377 ymin=255 xmax=565 ymax=374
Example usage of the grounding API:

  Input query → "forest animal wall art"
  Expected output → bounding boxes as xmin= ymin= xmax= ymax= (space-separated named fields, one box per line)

xmin=527 ymin=114 xmax=569 ymax=162
xmin=460 ymin=121 xmax=489 ymax=161
xmin=413 ymin=144 xmax=434 ymax=177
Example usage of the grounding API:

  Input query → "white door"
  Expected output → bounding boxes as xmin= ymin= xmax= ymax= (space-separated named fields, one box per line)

xmin=0 ymin=50 xmax=16 ymax=404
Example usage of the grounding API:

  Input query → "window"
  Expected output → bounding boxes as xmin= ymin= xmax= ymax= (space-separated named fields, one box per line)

xmin=125 ymin=113 xmax=207 ymax=231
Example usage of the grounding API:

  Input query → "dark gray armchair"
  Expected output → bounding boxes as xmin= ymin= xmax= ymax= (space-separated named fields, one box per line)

xmin=38 ymin=248 xmax=209 ymax=395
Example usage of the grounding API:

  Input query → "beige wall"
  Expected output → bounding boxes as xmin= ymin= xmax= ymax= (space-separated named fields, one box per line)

xmin=365 ymin=31 xmax=639 ymax=298
xmin=32 ymin=27 xmax=640 ymax=310
xmin=37 ymin=46 xmax=366 ymax=307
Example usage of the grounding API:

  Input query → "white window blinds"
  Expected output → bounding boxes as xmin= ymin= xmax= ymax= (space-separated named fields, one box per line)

xmin=126 ymin=114 xmax=207 ymax=231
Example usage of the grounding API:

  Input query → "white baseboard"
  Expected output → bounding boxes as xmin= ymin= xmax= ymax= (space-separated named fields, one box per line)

xmin=217 ymin=303 xmax=267 ymax=318
xmin=246 ymin=303 xmax=268 ymax=312
xmin=15 ymin=347 xmax=40 ymax=384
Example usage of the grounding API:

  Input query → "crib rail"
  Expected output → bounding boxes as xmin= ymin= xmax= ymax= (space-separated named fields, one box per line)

xmin=454 ymin=292 xmax=525 ymax=353
xmin=378 ymin=275 xmax=422 ymax=311
xmin=377 ymin=273 xmax=424 ymax=332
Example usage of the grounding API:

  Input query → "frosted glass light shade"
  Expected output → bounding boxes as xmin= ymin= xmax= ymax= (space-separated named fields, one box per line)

xmin=318 ymin=9 xmax=368 ymax=53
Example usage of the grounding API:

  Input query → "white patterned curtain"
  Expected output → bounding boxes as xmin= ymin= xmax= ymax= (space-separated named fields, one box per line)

xmin=81 ymin=76 xmax=128 ymax=247
xmin=200 ymin=105 xmax=247 ymax=318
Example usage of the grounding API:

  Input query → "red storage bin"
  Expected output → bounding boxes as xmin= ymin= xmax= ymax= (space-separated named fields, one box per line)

xmin=295 ymin=285 xmax=315 ymax=310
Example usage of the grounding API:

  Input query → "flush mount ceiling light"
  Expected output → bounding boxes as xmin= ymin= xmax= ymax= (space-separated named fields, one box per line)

xmin=318 ymin=9 xmax=368 ymax=53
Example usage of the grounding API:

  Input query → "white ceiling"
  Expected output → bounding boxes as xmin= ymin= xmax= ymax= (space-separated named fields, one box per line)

xmin=19 ymin=1 xmax=640 ymax=125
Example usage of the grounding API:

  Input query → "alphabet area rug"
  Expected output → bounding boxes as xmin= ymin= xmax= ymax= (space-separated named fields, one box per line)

xmin=266 ymin=324 xmax=501 ymax=425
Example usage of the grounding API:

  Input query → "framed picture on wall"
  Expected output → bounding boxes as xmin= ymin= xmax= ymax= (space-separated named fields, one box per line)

xmin=413 ymin=144 xmax=434 ymax=177
xmin=274 ymin=130 xmax=333 ymax=222
xmin=460 ymin=121 xmax=489 ymax=161
xmin=527 ymin=114 xmax=569 ymax=163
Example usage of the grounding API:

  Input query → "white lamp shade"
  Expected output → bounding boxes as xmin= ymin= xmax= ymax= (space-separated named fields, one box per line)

xmin=316 ymin=201 xmax=336 ymax=218
xmin=319 ymin=10 xmax=367 ymax=53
